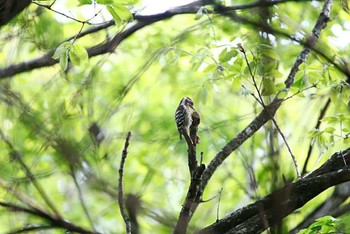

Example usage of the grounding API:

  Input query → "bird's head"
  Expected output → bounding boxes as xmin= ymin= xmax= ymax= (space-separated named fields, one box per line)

xmin=181 ymin=97 xmax=195 ymax=110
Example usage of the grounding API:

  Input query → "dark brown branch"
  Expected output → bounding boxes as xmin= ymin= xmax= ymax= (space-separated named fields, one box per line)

xmin=0 ymin=202 xmax=99 ymax=234
xmin=118 ymin=131 xmax=132 ymax=234
xmin=0 ymin=0 xmax=31 ymax=27
xmin=290 ymin=181 xmax=350 ymax=233
xmin=0 ymin=20 xmax=147 ymax=79
xmin=174 ymin=164 xmax=205 ymax=234
xmin=174 ymin=109 xmax=203 ymax=233
xmin=198 ymin=148 xmax=350 ymax=234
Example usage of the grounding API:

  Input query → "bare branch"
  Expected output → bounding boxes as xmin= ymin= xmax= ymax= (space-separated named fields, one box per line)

xmin=71 ymin=169 xmax=97 ymax=232
xmin=118 ymin=131 xmax=132 ymax=234
xmin=32 ymin=1 xmax=101 ymax=25
xmin=270 ymin=117 xmax=301 ymax=178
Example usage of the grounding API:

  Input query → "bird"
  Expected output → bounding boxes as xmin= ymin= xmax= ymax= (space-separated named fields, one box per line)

xmin=175 ymin=97 xmax=195 ymax=139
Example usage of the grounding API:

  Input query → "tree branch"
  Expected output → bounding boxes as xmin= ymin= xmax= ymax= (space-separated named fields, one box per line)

xmin=118 ymin=131 xmax=132 ymax=234
xmin=174 ymin=111 xmax=202 ymax=234
xmin=198 ymin=148 xmax=350 ymax=234
xmin=0 ymin=0 xmax=337 ymax=79
xmin=0 ymin=201 xmax=99 ymax=234
xmin=302 ymin=98 xmax=331 ymax=175
xmin=290 ymin=181 xmax=350 ymax=233
xmin=200 ymin=0 xmax=332 ymax=197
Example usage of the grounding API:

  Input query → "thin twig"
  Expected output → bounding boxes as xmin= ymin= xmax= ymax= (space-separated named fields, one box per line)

xmin=32 ymin=1 xmax=99 ymax=25
xmin=270 ymin=117 xmax=301 ymax=178
xmin=118 ymin=131 xmax=132 ymax=234
xmin=71 ymin=169 xmax=96 ymax=231
xmin=239 ymin=45 xmax=265 ymax=106
xmin=302 ymin=98 xmax=331 ymax=175
xmin=216 ymin=188 xmax=223 ymax=222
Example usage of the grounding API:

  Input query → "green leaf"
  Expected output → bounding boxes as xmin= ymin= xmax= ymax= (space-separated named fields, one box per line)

xmin=52 ymin=42 xmax=70 ymax=60
xmin=260 ymin=44 xmax=280 ymax=60
xmin=69 ymin=44 xmax=88 ymax=66
xmin=324 ymin=127 xmax=335 ymax=133
xmin=308 ymin=129 xmax=324 ymax=138
xmin=219 ymin=49 xmax=238 ymax=63
xmin=111 ymin=3 xmax=133 ymax=21
xmin=194 ymin=6 xmax=204 ymax=20
xmin=232 ymin=76 xmax=242 ymax=92
xmin=115 ymin=0 xmax=139 ymax=4
xmin=97 ymin=0 xmax=113 ymax=4
xmin=106 ymin=5 xmax=122 ymax=26
xmin=276 ymin=89 xmax=288 ymax=99
xmin=262 ymin=79 xmax=277 ymax=96
xmin=270 ymin=69 xmax=283 ymax=79
xmin=322 ymin=116 xmax=338 ymax=123
xmin=308 ymin=72 xmax=324 ymax=84
xmin=59 ymin=51 xmax=68 ymax=71
xmin=78 ymin=0 xmax=91 ymax=6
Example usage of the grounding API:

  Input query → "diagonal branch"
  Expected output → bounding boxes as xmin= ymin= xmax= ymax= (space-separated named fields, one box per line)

xmin=198 ymin=147 xmax=350 ymax=234
xmin=0 ymin=201 xmax=99 ymax=234
xmin=200 ymin=0 xmax=332 ymax=200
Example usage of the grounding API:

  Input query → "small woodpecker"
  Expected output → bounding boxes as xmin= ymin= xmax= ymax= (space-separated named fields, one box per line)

xmin=175 ymin=97 xmax=195 ymax=139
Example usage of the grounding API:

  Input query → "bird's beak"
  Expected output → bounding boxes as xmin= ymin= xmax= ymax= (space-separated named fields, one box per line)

xmin=190 ymin=105 xmax=195 ymax=110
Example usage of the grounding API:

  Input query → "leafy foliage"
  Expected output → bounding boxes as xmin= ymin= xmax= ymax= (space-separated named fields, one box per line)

xmin=0 ymin=0 xmax=350 ymax=233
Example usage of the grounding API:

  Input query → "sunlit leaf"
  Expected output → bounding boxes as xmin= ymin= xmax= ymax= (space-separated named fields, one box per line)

xmin=78 ymin=0 xmax=91 ymax=6
xmin=69 ymin=44 xmax=88 ymax=66
xmin=262 ymin=79 xmax=277 ymax=96
xmin=232 ymin=76 xmax=242 ymax=92
xmin=219 ymin=49 xmax=238 ymax=63
xmin=106 ymin=4 xmax=122 ymax=25
xmin=115 ymin=0 xmax=139 ymax=4
xmin=59 ymin=51 xmax=68 ymax=71
xmin=324 ymin=127 xmax=335 ymax=133
xmin=52 ymin=41 xmax=71 ymax=60
xmin=260 ymin=44 xmax=280 ymax=60
xmin=111 ymin=3 xmax=133 ymax=21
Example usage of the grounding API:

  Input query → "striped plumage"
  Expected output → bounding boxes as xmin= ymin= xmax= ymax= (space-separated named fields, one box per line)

xmin=175 ymin=97 xmax=194 ymax=139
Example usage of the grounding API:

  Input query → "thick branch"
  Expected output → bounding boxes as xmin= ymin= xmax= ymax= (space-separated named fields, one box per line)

xmin=198 ymin=148 xmax=350 ymax=234
xmin=0 ymin=0 xmax=31 ymax=27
